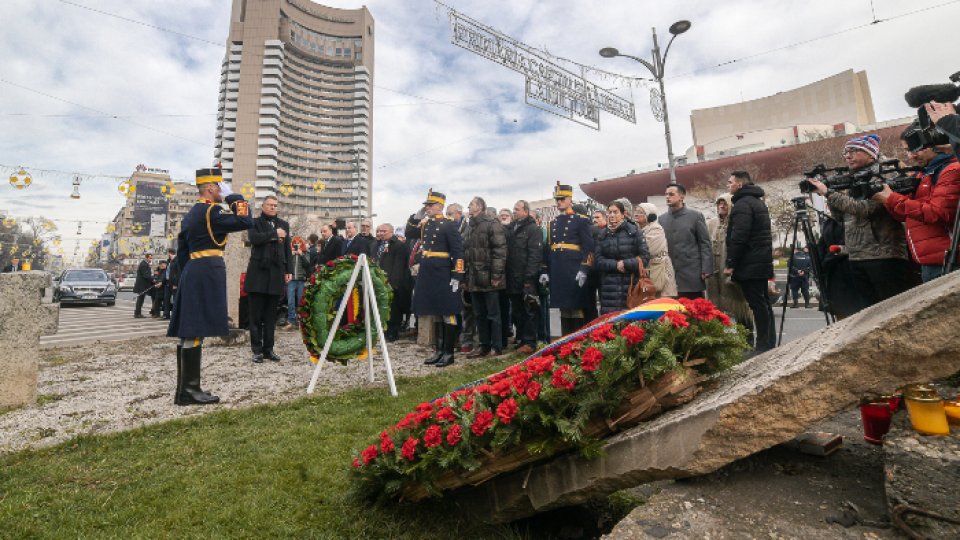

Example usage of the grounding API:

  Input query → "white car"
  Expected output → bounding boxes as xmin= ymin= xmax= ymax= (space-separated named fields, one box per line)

xmin=118 ymin=273 xmax=137 ymax=291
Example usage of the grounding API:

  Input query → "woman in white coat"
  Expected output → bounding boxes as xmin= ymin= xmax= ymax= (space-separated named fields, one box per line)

xmin=635 ymin=203 xmax=678 ymax=298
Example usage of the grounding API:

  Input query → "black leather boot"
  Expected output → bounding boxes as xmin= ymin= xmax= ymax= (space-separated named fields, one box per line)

xmin=423 ymin=321 xmax=444 ymax=365
xmin=173 ymin=345 xmax=182 ymax=405
xmin=176 ymin=347 xmax=220 ymax=406
xmin=435 ymin=324 xmax=458 ymax=367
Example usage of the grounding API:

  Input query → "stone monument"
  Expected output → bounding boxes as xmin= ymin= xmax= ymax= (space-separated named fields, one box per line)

xmin=0 ymin=272 xmax=59 ymax=407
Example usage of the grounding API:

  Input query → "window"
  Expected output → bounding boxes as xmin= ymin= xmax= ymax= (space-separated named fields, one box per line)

xmin=344 ymin=48 xmax=351 ymax=57
xmin=335 ymin=48 xmax=342 ymax=56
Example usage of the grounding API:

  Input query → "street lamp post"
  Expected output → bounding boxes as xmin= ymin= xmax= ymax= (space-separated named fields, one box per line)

xmin=600 ymin=20 xmax=691 ymax=183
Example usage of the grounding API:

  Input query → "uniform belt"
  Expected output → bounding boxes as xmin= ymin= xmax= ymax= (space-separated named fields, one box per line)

xmin=190 ymin=249 xmax=224 ymax=259
xmin=423 ymin=251 xmax=450 ymax=258
xmin=551 ymin=243 xmax=581 ymax=251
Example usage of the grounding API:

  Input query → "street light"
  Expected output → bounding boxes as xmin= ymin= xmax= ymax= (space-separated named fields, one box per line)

xmin=600 ymin=19 xmax=691 ymax=183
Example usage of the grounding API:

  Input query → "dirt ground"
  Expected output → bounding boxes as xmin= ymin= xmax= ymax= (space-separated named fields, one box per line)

xmin=605 ymin=408 xmax=901 ymax=539
xmin=0 ymin=329 xmax=444 ymax=454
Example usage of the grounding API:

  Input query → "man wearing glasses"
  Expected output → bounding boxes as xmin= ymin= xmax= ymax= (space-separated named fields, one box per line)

xmin=808 ymin=134 xmax=908 ymax=310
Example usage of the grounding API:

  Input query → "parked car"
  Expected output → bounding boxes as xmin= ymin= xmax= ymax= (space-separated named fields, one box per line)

xmin=54 ymin=268 xmax=117 ymax=306
xmin=118 ymin=273 xmax=136 ymax=291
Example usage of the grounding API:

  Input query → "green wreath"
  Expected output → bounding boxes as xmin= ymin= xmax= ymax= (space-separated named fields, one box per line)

xmin=298 ymin=255 xmax=393 ymax=364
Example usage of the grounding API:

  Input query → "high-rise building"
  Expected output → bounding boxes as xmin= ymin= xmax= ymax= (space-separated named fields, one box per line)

xmin=216 ymin=0 xmax=374 ymax=219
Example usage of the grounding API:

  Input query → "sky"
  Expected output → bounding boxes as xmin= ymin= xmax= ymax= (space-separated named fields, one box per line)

xmin=1 ymin=0 xmax=958 ymax=264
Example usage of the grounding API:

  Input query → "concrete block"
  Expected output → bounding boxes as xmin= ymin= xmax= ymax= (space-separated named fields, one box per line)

xmin=0 ymin=272 xmax=59 ymax=407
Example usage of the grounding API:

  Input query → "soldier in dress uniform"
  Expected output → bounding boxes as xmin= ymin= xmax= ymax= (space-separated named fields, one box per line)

xmin=412 ymin=189 xmax=465 ymax=368
xmin=540 ymin=182 xmax=595 ymax=336
xmin=167 ymin=168 xmax=254 ymax=405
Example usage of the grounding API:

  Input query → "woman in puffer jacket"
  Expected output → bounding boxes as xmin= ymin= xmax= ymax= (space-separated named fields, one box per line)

xmin=635 ymin=202 xmax=678 ymax=297
xmin=595 ymin=200 xmax=651 ymax=314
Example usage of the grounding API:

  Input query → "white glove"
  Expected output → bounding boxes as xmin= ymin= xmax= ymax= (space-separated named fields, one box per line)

xmin=539 ymin=274 xmax=549 ymax=286
xmin=450 ymin=279 xmax=459 ymax=292
xmin=575 ymin=270 xmax=587 ymax=287
xmin=218 ymin=181 xmax=233 ymax=197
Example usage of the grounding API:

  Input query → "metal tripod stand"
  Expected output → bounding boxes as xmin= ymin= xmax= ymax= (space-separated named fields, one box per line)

xmin=777 ymin=197 xmax=835 ymax=346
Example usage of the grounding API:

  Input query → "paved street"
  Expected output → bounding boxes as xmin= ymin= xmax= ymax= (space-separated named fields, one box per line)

xmin=39 ymin=292 xmax=169 ymax=348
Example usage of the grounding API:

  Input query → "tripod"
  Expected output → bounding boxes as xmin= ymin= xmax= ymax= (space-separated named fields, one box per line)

xmin=777 ymin=197 xmax=834 ymax=346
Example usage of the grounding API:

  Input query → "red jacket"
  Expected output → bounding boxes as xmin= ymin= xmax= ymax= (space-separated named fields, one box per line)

xmin=884 ymin=154 xmax=960 ymax=265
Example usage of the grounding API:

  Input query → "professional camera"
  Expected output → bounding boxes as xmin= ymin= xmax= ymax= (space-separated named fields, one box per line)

xmin=799 ymin=159 xmax=922 ymax=199
xmin=902 ymin=119 xmax=949 ymax=152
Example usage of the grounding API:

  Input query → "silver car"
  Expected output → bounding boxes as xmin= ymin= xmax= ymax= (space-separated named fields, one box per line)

xmin=54 ymin=268 xmax=117 ymax=306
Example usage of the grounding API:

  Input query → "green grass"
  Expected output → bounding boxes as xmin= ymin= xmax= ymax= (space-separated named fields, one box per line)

xmin=0 ymin=355 xmax=575 ymax=539
xmin=35 ymin=393 xmax=66 ymax=406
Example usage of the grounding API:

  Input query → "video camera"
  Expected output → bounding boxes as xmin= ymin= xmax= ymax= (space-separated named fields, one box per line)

xmin=904 ymin=72 xmax=960 ymax=150
xmin=799 ymin=159 xmax=922 ymax=199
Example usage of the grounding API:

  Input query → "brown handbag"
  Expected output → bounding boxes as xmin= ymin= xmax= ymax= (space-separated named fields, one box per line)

xmin=627 ymin=256 xmax=657 ymax=308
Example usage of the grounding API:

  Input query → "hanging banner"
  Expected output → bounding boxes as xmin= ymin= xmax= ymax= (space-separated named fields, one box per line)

xmin=131 ymin=182 xmax=168 ymax=237
xmin=449 ymin=10 xmax=636 ymax=130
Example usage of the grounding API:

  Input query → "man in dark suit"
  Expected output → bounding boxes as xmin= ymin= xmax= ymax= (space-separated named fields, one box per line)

xmin=162 ymin=248 xmax=180 ymax=320
xmin=133 ymin=253 xmax=156 ymax=318
xmin=245 ymin=195 xmax=291 ymax=363
xmin=342 ymin=221 xmax=370 ymax=256
xmin=317 ymin=223 xmax=342 ymax=266
xmin=371 ymin=222 xmax=411 ymax=341
xmin=150 ymin=260 xmax=168 ymax=317
xmin=1 ymin=256 xmax=22 ymax=272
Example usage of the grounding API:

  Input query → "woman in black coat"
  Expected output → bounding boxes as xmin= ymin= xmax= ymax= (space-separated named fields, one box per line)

xmin=595 ymin=200 xmax=651 ymax=314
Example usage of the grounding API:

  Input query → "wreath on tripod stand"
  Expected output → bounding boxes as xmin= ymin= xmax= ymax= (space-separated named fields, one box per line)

xmin=298 ymin=255 xmax=393 ymax=364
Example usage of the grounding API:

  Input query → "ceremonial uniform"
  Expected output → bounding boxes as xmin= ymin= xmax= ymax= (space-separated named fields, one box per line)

xmin=412 ymin=190 xmax=465 ymax=367
xmin=544 ymin=183 xmax=595 ymax=335
xmin=167 ymin=168 xmax=253 ymax=405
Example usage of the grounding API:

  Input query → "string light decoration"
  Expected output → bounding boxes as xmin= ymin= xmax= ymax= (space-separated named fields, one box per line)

xmin=161 ymin=182 xmax=177 ymax=198
xmin=8 ymin=167 xmax=32 ymax=189
xmin=279 ymin=181 xmax=294 ymax=196
xmin=240 ymin=182 xmax=255 ymax=198
xmin=312 ymin=179 xmax=325 ymax=193
xmin=105 ymin=223 xmax=116 ymax=233
xmin=118 ymin=180 xmax=136 ymax=198
xmin=71 ymin=176 xmax=81 ymax=199
xmin=3 ymin=217 xmax=15 ymax=227
xmin=131 ymin=223 xmax=143 ymax=234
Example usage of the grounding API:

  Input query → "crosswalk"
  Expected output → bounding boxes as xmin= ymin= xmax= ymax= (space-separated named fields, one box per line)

xmin=39 ymin=298 xmax=171 ymax=348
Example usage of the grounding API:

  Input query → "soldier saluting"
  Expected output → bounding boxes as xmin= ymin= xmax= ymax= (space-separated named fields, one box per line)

xmin=541 ymin=182 xmax=595 ymax=336
xmin=412 ymin=189 xmax=465 ymax=368
xmin=167 ymin=168 xmax=254 ymax=405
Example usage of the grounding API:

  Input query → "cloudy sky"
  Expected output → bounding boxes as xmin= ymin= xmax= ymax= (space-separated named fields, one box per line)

xmin=1 ymin=0 xmax=957 ymax=263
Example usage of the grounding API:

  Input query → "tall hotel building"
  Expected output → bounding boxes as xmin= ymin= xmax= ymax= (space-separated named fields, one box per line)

xmin=216 ymin=0 xmax=374 ymax=218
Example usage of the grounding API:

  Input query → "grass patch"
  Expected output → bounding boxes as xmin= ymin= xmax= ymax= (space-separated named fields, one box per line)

xmin=0 ymin=405 xmax=21 ymax=416
xmin=36 ymin=393 xmax=66 ymax=406
xmin=1 ymin=355 xmax=566 ymax=539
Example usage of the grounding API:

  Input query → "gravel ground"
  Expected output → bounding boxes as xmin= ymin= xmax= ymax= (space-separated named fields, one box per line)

xmin=0 ymin=328 xmax=454 ymax=455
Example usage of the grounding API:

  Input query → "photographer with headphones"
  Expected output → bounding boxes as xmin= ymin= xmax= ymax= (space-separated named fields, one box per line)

xmin=872 ymin=123 xmax=960 ymax=282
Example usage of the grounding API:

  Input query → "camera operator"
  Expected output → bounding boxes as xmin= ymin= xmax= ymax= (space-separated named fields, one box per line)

xmin=926 ymin=101 xmax=960 ymax=155
xmin=871 ymin=124 xmax=960 ymax=282
xmin=808 ymin=134 xmax=908 ymax=309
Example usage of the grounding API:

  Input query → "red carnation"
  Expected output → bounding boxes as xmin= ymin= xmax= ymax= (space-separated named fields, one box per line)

xmin=326 ymin=261 xmax=334 ymax=267
xmin=660 ymin=311 xmax=690 ymax=329
xmin=510 ymin=371 xmax=532 ymax=394
xmin=462 ymin=398 xmax=475 ymax=412
xmin=415 ymin=410 xmax=433 ymax=424
xmin=379 ymin=431 xmax=395 ymax=454
xmin=415 ymin=402 xmax=432 ymax=412
xmin=352 ymin=458 xmax=361 ymax=468
xmin=446 ymin=424 xmax=463 ymax=446
xmin=350 ymin=254 xmax=359 ymax=261
xmin=526 ymin=355 xmax=555 ymax=375
xmin=525 ymin=381 xmax=542 ymax=401
xmin=717 ymin=312 xmax=732 ymax=326
xmin=361 ymin=444 xmax=378 ymax=465
xmin=558 ymin=342 xmax=576 ymax=359
xmin=435 ymin=407 xmax=456 ymax=422
xmin=496 ymin=398 xmax=519 ymax=424
xmin=396 ymin=412 xmax=417 ymax=430
xmin=471 ymin=410 xmax=494 ymax=436
xmin=401 ymin=437 xmax=419 ymax=461
xmin=580 ymin=346 xmax=603 ymax=372
xmin=423 ymin=425 xmax=443 ymax=448
xmin=622 ymin=325 xmax=646 ymax=345
xmin=491 ymin=379 xmax=513 ymax=397
xmin=589 ymin=323 xmax=615 ymax=343
xmin=309 ymin=275 xmax=317 ymax=284
xmin=551 ymin=364 xmax=577 ymax=391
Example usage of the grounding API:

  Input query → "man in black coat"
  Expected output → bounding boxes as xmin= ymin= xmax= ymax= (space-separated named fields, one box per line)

xmin=317 ymin=224 xmax=342 ymax=266
xmin=245 ymin=195 xmax=292 ymax=363
xmin=341 ymin=221 xmax=371 ymax=256
xmin=506 ymin=200 xmax=543 ymax=354
xmin=162 ymin=248 xmax=180 ymax=319
xmin=133 ymin=253 xmax=156 ymax=318
xmin=150 ymin=260 xmax=168 ymax=317
xmin=723 ymin=171 xmax=775 ymax=352
xmin=371 ymin=222 xmax=411 ymax=341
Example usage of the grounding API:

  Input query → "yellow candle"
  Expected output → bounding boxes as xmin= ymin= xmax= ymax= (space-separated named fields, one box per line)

xmin=904 ymin=384 xmax=950 ymax=436
xmin=945 ymin=400 xmax=960 ymax=426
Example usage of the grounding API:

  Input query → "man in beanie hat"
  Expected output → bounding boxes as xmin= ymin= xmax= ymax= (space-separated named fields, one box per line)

xmin=167 ymin=168 xmax=253 ymax=405
xmin=809 ymin=134 xmax=908 ymax=310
